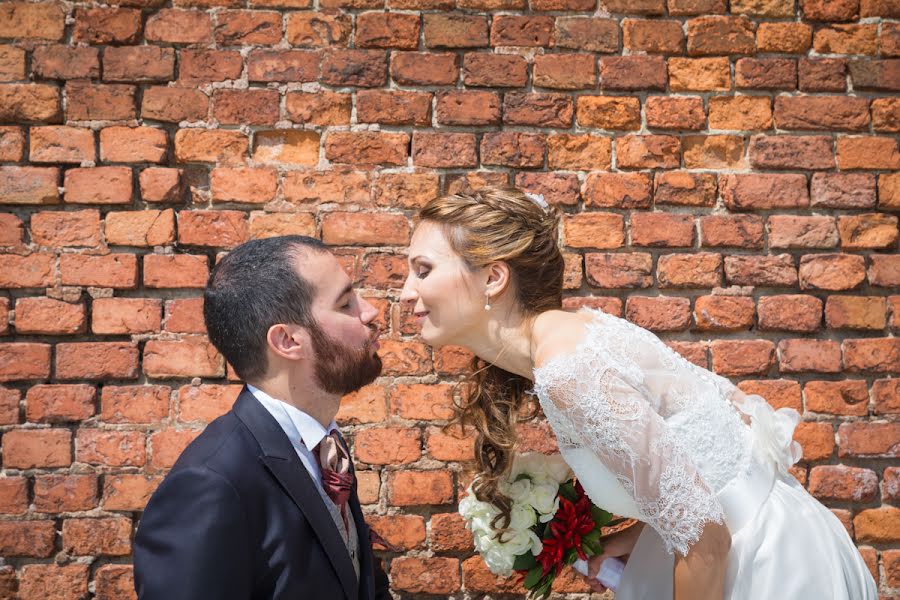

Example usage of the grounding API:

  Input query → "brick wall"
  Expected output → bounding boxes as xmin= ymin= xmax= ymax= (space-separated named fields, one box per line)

xmin=0 ymin=0 xmax=899 ymax=597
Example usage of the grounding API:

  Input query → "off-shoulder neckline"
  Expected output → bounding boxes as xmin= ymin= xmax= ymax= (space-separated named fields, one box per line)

xmin=532 ymin=307 xmax=611 ymax=384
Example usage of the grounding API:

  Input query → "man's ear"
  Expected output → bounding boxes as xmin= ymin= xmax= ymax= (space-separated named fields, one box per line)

xmin=485 ymin=261 xmax=511 ymax=299
xmin=266 ymin=324 xmax=312 ymax=361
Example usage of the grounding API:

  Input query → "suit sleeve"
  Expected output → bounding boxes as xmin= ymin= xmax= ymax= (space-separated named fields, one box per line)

xmin=372 ymin=552 xmax=391 ymax=600
xmin=134 ymin=466 xmax=253 ymax=600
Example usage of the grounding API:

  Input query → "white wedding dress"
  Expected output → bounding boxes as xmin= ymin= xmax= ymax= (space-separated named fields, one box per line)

xmin=532 ymin=308 xmax=877 ymax=600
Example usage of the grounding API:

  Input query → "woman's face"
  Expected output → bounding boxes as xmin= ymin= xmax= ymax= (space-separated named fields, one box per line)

xmin=400 ymin=221 xmax=487 ymax=347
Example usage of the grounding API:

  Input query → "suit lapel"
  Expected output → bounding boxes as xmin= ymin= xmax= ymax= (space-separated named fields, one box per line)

xmin=233 ymin=389 xmax=359 ymax=600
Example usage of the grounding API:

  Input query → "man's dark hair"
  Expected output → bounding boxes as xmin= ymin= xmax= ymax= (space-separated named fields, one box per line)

xmin=203 ymin=235 xmax=328 ymax=382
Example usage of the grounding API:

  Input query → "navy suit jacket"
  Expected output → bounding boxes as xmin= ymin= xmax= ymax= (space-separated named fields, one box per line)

xmin=134 ymin=387 xmax=390 ymax=600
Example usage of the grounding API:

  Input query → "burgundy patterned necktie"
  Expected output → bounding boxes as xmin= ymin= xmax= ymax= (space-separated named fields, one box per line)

xmin=315 ymin=430 xmax=354 ymax=529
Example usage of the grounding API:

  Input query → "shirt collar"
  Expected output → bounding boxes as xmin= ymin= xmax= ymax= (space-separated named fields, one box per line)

xmin=247 ymin=384 xmax=338 ymax=453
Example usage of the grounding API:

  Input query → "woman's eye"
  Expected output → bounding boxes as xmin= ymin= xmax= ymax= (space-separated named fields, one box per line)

xmin=417 ymin=269 xmax=430 ymax=279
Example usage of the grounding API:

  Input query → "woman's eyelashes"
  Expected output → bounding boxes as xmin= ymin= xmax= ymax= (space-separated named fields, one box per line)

xmin=416 ymin=266 xmax=431 ymax=279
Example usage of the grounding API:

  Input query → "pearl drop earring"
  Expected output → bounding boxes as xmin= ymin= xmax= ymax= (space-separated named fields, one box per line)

xmin=484 ymin=293 xmax=492 ymax=311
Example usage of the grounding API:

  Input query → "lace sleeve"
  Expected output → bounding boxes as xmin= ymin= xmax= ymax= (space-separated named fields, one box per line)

xmin=539 ymin=364 xmax=725 ymax=557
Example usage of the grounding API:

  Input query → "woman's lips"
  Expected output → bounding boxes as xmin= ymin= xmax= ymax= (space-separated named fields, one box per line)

xmin=414 ymin=310 xmax=430 ymax=323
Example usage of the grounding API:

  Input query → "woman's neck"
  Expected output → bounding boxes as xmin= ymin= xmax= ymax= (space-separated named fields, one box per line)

xmin=457 ymin=308 xmax=539 ymax=380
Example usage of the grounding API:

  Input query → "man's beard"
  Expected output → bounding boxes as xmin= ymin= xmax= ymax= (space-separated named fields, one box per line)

xmin=308 ymin=321 xmax=382 ymax=396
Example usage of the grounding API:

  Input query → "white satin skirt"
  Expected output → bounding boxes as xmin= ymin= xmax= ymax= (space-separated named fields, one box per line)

xmin=615 ymin=447 xmax=879 ymax=600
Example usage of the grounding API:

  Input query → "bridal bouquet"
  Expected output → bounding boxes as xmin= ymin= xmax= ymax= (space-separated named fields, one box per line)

xmin=459 ymin=453 xmax=621 ymax=598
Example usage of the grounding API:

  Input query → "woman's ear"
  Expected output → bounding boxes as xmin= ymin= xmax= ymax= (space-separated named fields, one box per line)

xmin=485 ymin=261 xmax=511 ymax=299
xmin=266 ymin=324 xmax=312 ymax=361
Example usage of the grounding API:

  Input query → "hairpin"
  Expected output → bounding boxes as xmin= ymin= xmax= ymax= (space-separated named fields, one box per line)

xmin=524 ymin=192 xmax=549 ymax=212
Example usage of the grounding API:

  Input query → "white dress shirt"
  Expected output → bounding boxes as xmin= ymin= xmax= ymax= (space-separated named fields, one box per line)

xmin=247 ymin=384 xmax=338 ymax=490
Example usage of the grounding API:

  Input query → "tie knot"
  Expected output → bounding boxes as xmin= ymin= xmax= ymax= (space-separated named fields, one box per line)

xmin=316 ymin=430 xmax=350 ymax=475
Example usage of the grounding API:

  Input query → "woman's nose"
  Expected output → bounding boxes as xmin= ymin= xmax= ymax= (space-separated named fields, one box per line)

xmin=399 ymin=274 xmax=417 ymax=304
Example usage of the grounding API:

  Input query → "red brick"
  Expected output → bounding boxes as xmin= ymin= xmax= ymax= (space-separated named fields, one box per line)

xmin=657 ymin=252 xmax=722 ymax=288
xmin=585 ymin=252 xmax=653 ymax=288
xmin=514 ymin=172 xmax=580 ymax=208
xmin=778 ymin=339 xmax=842 ymax=373
xmin=708 ymin=96 xmax=772 ymax=130
xmin=873 ymin=378 xmax=900 ymax=415
xmin=73 ymin=7 xmax=141 ymax=44
xmin=489 ymin=15 xmax=552 ymax=47
xmin=102 ymin=474 xmax=161 ymax=512
xmin=15 ymin=297 xmax=84 ymax=335
xmin=320 ymin=49 xmax=387 ymax=87
xmin=2 ymin=428 xmax=71 ymax=468
xmin=177 ymin=210 xmax=249 ymax=248
xmin=693 ymin=295 xmax=755 ymax=331
xmin=668 ymin=57 xmax=731 ymax=91
xmin=805 ymin=379 xmax=869 ymax=416
xmin=462 ymin=53 xmax=524 ymax=87
xmin=213 ymin=89 xmax=280 ymax=126
xmin=710 ymin=339 xmax=775 ymax=376
xmin=145 ymin=9 xmax=212 ymax=44
xmin=0 ymin=253 xmax=54 ymax=288
xmin=0 ymin=477 xmax=27 ymax=514
xmin=177 ymin=383 xmax=238 ymax=422
xmin=794 ymin=421 xmax=834 ymax=461
xmin=687 ymin=16 xmax=756 ymax=55
xmin=247 ymin=50 xmax=319 ymax=83
xmin=0 ymin=126 xmax=25 ymax=162
xmin=503 ymin=92 xmax=573 ymax=128
xmin=283 ymin=12 xmax=349 ymax=45
xmin=105 ymin=209 xmax=176 ymax=248
xmin=887 ymin=467 xmax=900 ymax=502
xmin=34 ymin=474 xmax=98 ymax=513
xmin=391 ymin=557 xmax=460 ymax=594
xmin=617 ymin=134 xmax=680 ymax=169
xmin=248 ymin=212 xmax=317 ymax=240
xmin=547 ymin=136 xmax=612 ymax=172
xmin=214 ymin=10 xmax=281 ymax=45
xmin=533 ymin=54 xmax=596 ymax=89
xmin=757 ymin=295 xmax=822 ymax=332
xmin=654 ymin=171 xmax=717 ymax=206
xmin=481 ymin=132 xmax=546 ymax=168
xmin=460 ymin=556 xmax=524 ymax=594
xmin=143 ymin=337 xmax=224 ymax=378
xmin=623 ymin=19 xmax=684 ymax=53
xmin=838 ymin=136 xmax=900 ymax=170
xmin=0 ymin=2 xmax=65 ymax=40
xmin=737 ymin=379 xmax=802 ymax=411
xmin=426 ymin=426 xmax=475 ymax=461
xmin=645 ymin=96 xmax=705 ymax=130
xmin=372 ymin=173 xmax=439 ymax=209
xmin=767 ymin=215 xmax=838 ymax=249
xmin=149 ymin=428 xmax=202 ymax=469
xmin=799 ymin=58 xmax=847 ymax=92
xmin=799 ymin=254 xmax=866 ymax=291
xmin=355 ymin=427 xmax=421 ymax=465
xmin=100 ymin=127 xmax=167 ymax=163
xmin=725 ymin=254 xmax=797 ymax=287
xmin=144 ymin=254 xmax=209 ymax=288
xmin=553 ymin=17 xmax=619 ymax=52
xmin=624 ymin=296 xmax=691 ymax=332
xmin=282 ymin=170 xmax=368 ymax=207
xmin=631 ymin=213 xmax=694 ymax=247
xmin=30 ymin=210 xmax=99 ymax=248
xmin=64 ymin=167 xmax=133 ymax=205
xmin=358 ymin=90 xmax=432 ymax=126
xmin=56 ymin=342 xmax=139 ymax=380
xmin=735 ymin=58 xmax=797 ymax=90
xmin=682 ymin=135 xmax=745 ymax=169
xmin=814 ymin=24 xmax=878 ymax=55
xmin=103 ymin=46 xmax=174 ymax=82
xmin=25 ymin=383 xmax=94 ymax=423
xmin=757 ymin=22 xmax=812 ymax=53
xmin=19 ymin=564 xmax=88 ymax=599
xmin=367 ymin=515 xmax=426 ymax=551
xmin=699 ymin=215 xmax=763 ymax=248
xmin=825 ymin=296 xmax=887 ymax=330
xmin=321 ymin=212 xmax=408 ymax=246
xmin=854 ymin=506 xmax=900 ymax=544
xmin=95 ymin=565 xmax=136 ymax=600
xmin=179 ymin=50 xmax=242 ymax=82
xmin=600 ymin=56 xmax=667 ymax=91
xmin=563 ymin=213 xmax=624 ymax=249
xmin=843 ymin=338 xmax=900 ymax=373
xmin=430 ymin=513 xmax=473 ymax=552
xmin=29 ymin=126 xmax=95 ymax=163
xmin=839 ymin=422 xmax=900 ymax=458
xmin=60 ymin=254 xmax=137 ymax=288
xmin=749 ymin=135 xmax=835 ymax=170
xmin=356 ymin=12 xmax=420 ymax=49
xmin=91 ymin=298 xmax=162 ymax=335
xmin=0 ymin=343 xmax=51 ymax=381
xmin=252 ymin=130 xmax=319 ymax=166
xmin=389 ymin=383 xmax=454 ymax=421
xmin=65 ymin=82 xmax=135 ymax=121
xmin=378 ymin=340 xmax=431 ymax=376
xmin=285 ymin=91 xmax=350 ymax=125
xmin=775 ymin=96 xmax=869 ymax=132
xmin=325 ymin=131 xmax=407 ymax=166
xmin=391 ymin=51 xmax=459 ymax=86
xmin=141 ymin=87 xmax=208 ymax=123
xmin=575 ymin=96 xmax=641 ymax=130
xmin=868 ymin=254 xmax=900 ymax=287
xmin=210 ymin=168 xmax=277 ymax=204
xmin=873 ymin=97 xmax=900 ymax=133
xmin=809 ymin=465 xmax=877 ymax=503
xmin=63 ymin=517 xmax=132 ymax=556
xmin=721 ymin=173 xmax=808 ymax=211
xmin=174 ymin=129 xmax=248 ymax=165
xmin=0 ymin=83 xmax=61 ymax=123
xmin=76 ymin=429 xmax=145 ymax=466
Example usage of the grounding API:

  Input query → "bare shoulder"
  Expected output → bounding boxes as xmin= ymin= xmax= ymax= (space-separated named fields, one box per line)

xmin=531 ymin=309 xmax=595 ymax=370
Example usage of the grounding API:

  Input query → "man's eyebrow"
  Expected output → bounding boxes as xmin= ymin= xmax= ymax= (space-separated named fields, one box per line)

xmin=335 ymin=282 xmax=353 ymax=303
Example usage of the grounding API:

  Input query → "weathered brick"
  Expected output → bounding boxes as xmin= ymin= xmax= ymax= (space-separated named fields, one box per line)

xmin=553 ymin=17 xmax=620 ymax=53
xmin=669 ymin=57 xmax=731 ymax=91
xmin=843 ymin=338 xmax=900 ymax=373
xmin=600 ymin=56 xmax=667 ymax=91
xmin=749 ymin=135 xmax=834 ymax=170
xmin=141 ymin=87 xmax=208 ymax=122
xmin=709 ymin=96 xmax=772 ymax=130
xmin=392 ymin=52 xmax=459 ymax=86
xmin=623 ymin=19 xmax=684 ymax=53
xmin=145 ymin=9 xmax=212 ymax=44
xmin=214 ymin=10 xmax=281 ymax=45
xmin=811 ymin=173 xmax=876 ymax=209
xmin=839 ymin=422 xmax=900 ymax=457
xmin=625 ymin=296 xmax=691 ymax=331
xmin=179 ymin=50 xmax=242 ymax=82
xmin=73 ymin=7 xmax=142 ymax=44
xmin=725 ymin=254 xmax=798 ymax=287
xmin=357 ymin=90 xmax=433 ymax=126
xmin=775 ymin=96 xmax=869 ymax=131
xmin=836 ymin=136 xmax=900 ymax=170
xmin=34 ymin=474 xmax=98 ymax=513
xmin=687 ymin=16 xmax=756 ymax=56
xmin=0 ymin=84 xmax=61 ymax=123
xmin=533 ymin=54 xmax=596 ymax=89
xmin=799 ymin=58 xmax=847 ymax=92
xmin=285 ymin=92 xmax=350 ymax=125
xmin=814 ymin=25 xmax=878 ymax=55
xmin=757 ymin=295 xmax=823 ymax=332
xmin=174 ymin=129 xmax=248 ymax=165
xmin=100 ymin=127 xmax=167 ymax=164
xmin=140 ymin=168 xmax=185 ymax=203
xmin=29 ymin=126 xmax=95 ymax=163
xmin=391 ymin=557 xmax=460 ymax=594
xmin=735 ymin=58 xmax=797 ymax=89
xmin=645 ymin=96 xmax=705 ymax=130
xmin=563 ymin=213 xmax=624 ymax=249
xmin=799 ymin=253 xmax=866 ymax=290
xmin=757 ymin=22 xmax=812 ymax=53
xmin=631 ymin=213 xmax=694 ymax=247
xmin=65 ymin=82 xmax=135 ymax=121
xmin=213 ymin=89 xmax=280 ymax=126
xmin=805 ymin=380 xmax=870 ymax=416
xmin=682 ymin=135 xmax=745 ymax=168
xmin=322 ymin=212 xmax=409 ymax=246
xmin=56 ymin=342 xmax=139 ymax=380
xmin=60 ymin=254 xmax=137 ymax=288
xmin=16 ymin=297 xmax=85 ymax=335
xmin=547 ymin=135 xmax=612 ymax=171
xmin=64 ymin=167 xmax=133 ymax=205
xmin=655 ymin=171 xmax=718 ymax=206
xmin=31 ymin=209 xmax=101 ymax=247
xmin=92 ymin=298 xmax=162 ymax=335
xmin=62 ymin=517 xmax=132 ymax=556
xmin=2 ymin=428 xmax=71 ymax=468
xmin=490 ymin=16 xmax=553 ymax=47
xmin=699 ymin=215 xmax=764 ymax=248
xmin=576 ymin=96 xmax=641 ymax=130
xmin=0 ymin=2 xmax=65 ymax=40
xmin=710 ymin=339 xmax=775 ymax=376
xmin=103 ymin=46 xmax=175 ymax=82
xmin=694 ymin=295 xmax=755 ymax=331
xmin=286 ymin=13 xmax=351 ymax=47
xmin=617 ymin=135 xmax=680 ymax=169
xmin=462 ymin=53 xmax=524 ymax=87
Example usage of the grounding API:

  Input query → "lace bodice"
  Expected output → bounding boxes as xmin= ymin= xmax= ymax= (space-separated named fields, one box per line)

xmin=533 ymin=309 xmax=757 ymax=556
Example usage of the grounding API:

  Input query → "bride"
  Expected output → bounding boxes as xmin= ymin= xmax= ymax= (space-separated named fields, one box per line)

xmin=398 ymin=186 xmax=877 ymax=599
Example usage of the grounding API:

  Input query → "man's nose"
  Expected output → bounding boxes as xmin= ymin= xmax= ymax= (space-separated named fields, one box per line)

xmin=358 ymin=295 xmax=379 ymax=324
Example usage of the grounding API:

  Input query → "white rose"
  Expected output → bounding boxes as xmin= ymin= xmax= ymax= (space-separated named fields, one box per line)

xmin=530 ymin=482 xmax=561 ymax=517
xmin=508 ymin=501 xmax=537 ymax=531
xmin=505 ymin=478 xmax=534 ymax=503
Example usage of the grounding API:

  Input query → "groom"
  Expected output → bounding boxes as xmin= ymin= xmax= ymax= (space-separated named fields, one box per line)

xmin=134 ymin=236 xmax=390 ymax=599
